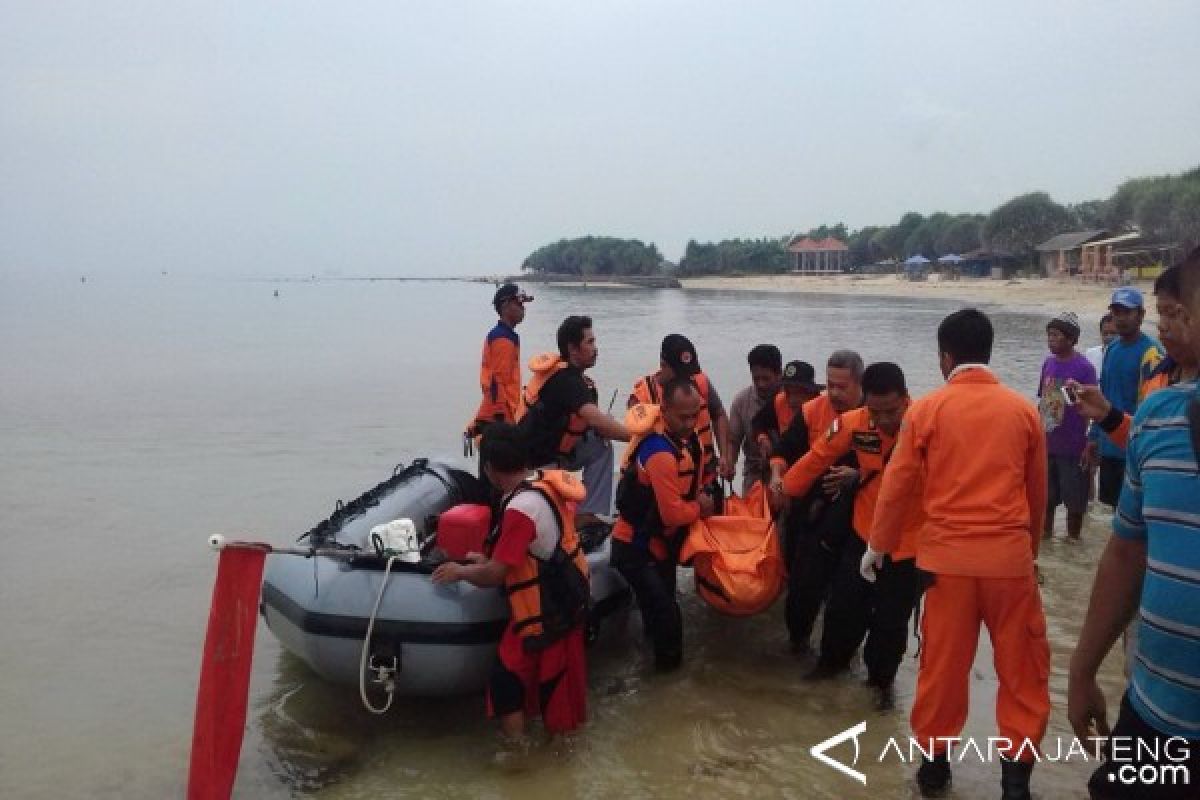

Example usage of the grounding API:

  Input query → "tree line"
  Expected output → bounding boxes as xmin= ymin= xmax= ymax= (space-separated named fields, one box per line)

xmin=520 ymin=165 xmax=1200 ymax=276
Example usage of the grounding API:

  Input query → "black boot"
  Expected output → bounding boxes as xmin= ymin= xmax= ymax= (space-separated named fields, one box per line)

xmin=873 ymin=682 xmax=896 ymax=712
xmin=916 ymin=753 xmax=951 ymax=797
xmin=1000 ymin=757 xmax=1033 ymax=800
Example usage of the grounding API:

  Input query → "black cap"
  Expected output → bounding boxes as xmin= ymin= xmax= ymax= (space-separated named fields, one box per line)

xmin=782 ymin=360 xmax=823 ymax=392
xmin=492 ymin=283 xmax=532 ymax=312
xmin=660 ymin=333 xmax=701 ymax=377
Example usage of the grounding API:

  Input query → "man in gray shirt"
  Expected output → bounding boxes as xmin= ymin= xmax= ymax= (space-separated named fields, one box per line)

xmin=726 ymin=344 xmax=783 ymax=494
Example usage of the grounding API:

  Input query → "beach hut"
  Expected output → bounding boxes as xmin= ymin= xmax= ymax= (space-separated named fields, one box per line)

xmin=1035 ymin=230 xmax=1108 ymax=278
xmin=937 ymin=253 xmax=965 ymax=281
xmin=904 ymin=254 xmax=931 ymax=281
xmin=787 ymin=236 xmax=850 ymax=275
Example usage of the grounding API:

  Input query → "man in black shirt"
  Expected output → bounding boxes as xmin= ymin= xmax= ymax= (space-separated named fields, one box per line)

xmin=520 ymin=315 xmax=629 ymax=523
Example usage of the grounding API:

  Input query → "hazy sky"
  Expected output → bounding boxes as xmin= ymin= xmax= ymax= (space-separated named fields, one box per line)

xmin=2 ymin=1 xmax=1197 ymax=278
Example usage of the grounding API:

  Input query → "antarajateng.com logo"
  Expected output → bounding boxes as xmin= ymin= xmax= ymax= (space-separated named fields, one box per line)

xmin=809 ymin=721 xmax=1193 ymax=788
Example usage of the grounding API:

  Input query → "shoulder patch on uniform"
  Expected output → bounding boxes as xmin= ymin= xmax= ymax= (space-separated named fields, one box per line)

xmin=852 ymin=430 xmax=883 ymax=454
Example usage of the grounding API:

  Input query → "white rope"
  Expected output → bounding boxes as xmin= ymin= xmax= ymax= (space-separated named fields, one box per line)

xmin=359 ymin=556 xmax=399 ymax=715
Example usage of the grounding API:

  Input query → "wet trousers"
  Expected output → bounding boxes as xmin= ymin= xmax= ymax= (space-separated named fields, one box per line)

xmin=784 ymin=491 xmax=855 ymax=648
xmin=611 ymin=539 xmax=682 ymax=671
xmin=562 ymin=432 xmax=615 ymax=517
xmin=817 ymin=534 xmax=919 ymax=687
xmin=913 ymin=572 xmax=1050 ymax=761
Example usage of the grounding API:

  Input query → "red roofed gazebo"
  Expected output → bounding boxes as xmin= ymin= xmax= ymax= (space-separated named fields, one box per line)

xmin=787 ymin=236 xmax=849 ymax=274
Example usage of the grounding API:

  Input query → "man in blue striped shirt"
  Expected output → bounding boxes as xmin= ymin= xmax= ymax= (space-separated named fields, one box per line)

xmin=1069 ymin=247 xmax=1200 ymax=799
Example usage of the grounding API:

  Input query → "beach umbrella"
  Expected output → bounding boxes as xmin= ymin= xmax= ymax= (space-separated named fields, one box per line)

xmin=904 ymin=255 xmax=931 ymax=266
xmin=938 ymin=254 xmax=965 ymax=264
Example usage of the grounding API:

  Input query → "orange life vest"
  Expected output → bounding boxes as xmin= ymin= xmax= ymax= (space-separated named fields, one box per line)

xmin=631 ymin=372 xmax=718 ymax=479
xmin=613 ymin=404 xmax=703 ymax=562
xmin=487 ymin=469 xmax=591 ymax=650
xmin=517 ymin=353 xmax=596 ymax=464
xmin=773 ymin=390 xmax=797 ymax=434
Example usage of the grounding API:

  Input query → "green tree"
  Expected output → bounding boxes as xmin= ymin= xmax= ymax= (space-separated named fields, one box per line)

xmin=1105 ymin=176 xmax=1159 ymax=231
xmin=1067 ymin=200 xmax=1107 ymax=230
xmin=1133 ymin=179 xmax=1182 ymax=242
xmin=935 ymin=214 xmax=984 ymax=255
xmin=871 ymin=212 xmax=925 ymax=260
xmin=521 ymin=236 xmax=662 ymax=276
xmin=904 ymin=212 xmax=953 ymax=257
xmin=983 ymin=192 xmax=1071 ymax=261
xmin=1170 ymin=180 xmax=1200 ymax=251
xmin=847 ymin=226 xmax=883 ymax=266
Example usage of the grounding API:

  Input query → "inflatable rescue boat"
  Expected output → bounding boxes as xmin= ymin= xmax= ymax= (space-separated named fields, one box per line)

xmin=260 ymin=459 xmax=631 ymax=698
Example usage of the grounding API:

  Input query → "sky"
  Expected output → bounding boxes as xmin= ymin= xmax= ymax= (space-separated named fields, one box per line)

xmin=1 ymin=0 xmax=1198 ymax=279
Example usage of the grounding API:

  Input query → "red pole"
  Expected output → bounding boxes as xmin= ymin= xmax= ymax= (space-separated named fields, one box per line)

xmin=187 ymin=544 xmax=269 ymax=800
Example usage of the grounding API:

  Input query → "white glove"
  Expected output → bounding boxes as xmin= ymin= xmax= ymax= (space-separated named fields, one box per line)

xmin=859 ymin=546 xmax=885 ymax=583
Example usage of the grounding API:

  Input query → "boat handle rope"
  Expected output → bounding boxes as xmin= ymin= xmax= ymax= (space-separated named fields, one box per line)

xmin=359 ymin=554 xmax=400 ymax=715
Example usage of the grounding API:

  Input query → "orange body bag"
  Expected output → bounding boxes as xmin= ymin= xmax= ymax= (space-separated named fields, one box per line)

xmin=678 ymin=483 xmax=785 ymax=616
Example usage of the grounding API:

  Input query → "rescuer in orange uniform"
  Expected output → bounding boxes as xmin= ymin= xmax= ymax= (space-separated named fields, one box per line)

xmin=432 ymin=424 xmax=590 ymax=739
xmin=777 ymin=362 xmax=921 ymax=710
xmin=467 ymin=283 xmax=531 ymax=436
xmin=865 ymin=309 xmax=1049 ymax=800
xmin=627 ymin=334 xmax=734 ymax=487
xmin=766 ymin=350 xmax=865 ymax=654
xmin=750 ymin=360 xmax=822 ymax=459
xmin=611 ymin=378 xmax=716 ymax=671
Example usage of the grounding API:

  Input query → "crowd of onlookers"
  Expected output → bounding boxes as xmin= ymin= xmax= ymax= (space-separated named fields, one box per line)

xmin=1051 ymin=249 xmax=1200 ymax=799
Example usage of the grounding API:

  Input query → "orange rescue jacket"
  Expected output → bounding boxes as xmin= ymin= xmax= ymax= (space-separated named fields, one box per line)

xmin=470 ymin=321 xmax=521 ymax=428
xmin=518 ymin=353 xmax=595 ymax=462
xmin=488 ymin=469 xmax=591 ymax=649
xmin=631 ymin=371 xmax=719 ymax=480
xmin=613 ymin=404 xmax=703 ymax=562
xmin=781 ymin=406 xmax=922 ymax=560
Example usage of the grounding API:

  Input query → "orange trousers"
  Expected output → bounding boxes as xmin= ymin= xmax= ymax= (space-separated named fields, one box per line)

xmin=913 ymin=573 xmax=1050 ymax=761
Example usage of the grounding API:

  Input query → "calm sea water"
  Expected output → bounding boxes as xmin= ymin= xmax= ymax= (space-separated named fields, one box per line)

xmin=0 ymin=276 xmax=1123 ymax=799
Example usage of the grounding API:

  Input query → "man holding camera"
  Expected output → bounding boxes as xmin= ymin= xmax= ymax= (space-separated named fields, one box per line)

xmin=1037 ymin=311 xmax=1097 ymax=542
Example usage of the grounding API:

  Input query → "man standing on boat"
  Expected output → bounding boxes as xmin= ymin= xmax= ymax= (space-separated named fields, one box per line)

xmin=466 ymin=283 xmax=531 ymax=438
xmin=433 ymin=424 xmax=590 ymax=740
xmin=518 ymin=315 xmax=629 ymax=526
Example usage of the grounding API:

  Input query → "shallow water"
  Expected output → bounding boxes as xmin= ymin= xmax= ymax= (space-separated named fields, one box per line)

xmin=0 ymin=275 xmax=1125 ymax=798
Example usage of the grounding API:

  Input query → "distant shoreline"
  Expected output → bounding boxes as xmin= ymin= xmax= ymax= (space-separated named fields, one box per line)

xmin=680 ymin=273 xmax=1142 ymax=320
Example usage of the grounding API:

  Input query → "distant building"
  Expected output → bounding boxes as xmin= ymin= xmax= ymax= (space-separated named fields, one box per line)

xmin=1035 ymin=230 xmax=1108 ymax=277
xmin=787 ymin=236 xmax=849 ymax=274
xmin=961 ymin=248 xmax=1020 ymax=279
xmin=1079 ymin=232 xmax=1175 ymax=283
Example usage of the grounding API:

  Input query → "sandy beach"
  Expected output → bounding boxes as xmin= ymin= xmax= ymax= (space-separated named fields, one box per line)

xmin=681 ymin=273 xmax=1143 ymax=319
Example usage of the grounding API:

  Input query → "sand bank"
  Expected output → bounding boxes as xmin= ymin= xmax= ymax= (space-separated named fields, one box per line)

xmin=681 ymin=273 xmax=1141 ymax=317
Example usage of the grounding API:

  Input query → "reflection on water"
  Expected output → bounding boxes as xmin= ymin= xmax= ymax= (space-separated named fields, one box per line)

xmin=0 ymin=276 xmax=1122 ymax=799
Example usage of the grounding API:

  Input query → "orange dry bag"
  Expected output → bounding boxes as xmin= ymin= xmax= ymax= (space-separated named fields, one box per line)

xmin=678 ymin=483 xmax=785 ymax=616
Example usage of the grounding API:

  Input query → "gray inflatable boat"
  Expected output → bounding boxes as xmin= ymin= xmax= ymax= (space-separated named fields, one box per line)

xmin=260 ymin=459 xmax=630 ymax=698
